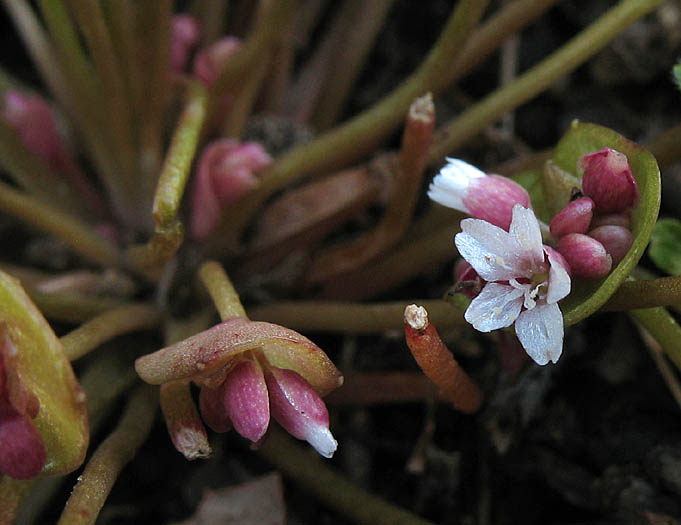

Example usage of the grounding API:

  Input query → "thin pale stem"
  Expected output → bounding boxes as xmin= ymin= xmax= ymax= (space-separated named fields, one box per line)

xmin=58 ymin=385 xmax=158 ymax=525
xmin=137 ymin=0 xmax=173 ymax=209
xmin=249 ymin=299 xmax=464 ymax=334
xmin=192 ymin=0 xmax=230 ymax=45
xmin=259 ymin=4 xmax=295 ymax=114
xmin=0 ymin=478 xmax=34 ymax=524
xmin=24 ymin=288 xmax=123 ymax=324
xmin=310 ymin=0 xmax=395 ymax=130
xmin=636 ymin=325 xmax=681 ymax=412
xmin=152 ymin=82 xmax=207 ymax=229
xmin=70 ymin=0 xmax=139 ymax=224
xmin=198 ymin=260 xmax=246 ymax=320
xmin=160 ymin=380 xmax=211 ymax=460
xmin=428 ymin=0 xmax=667 ymax=162
xmin=211 ymin=0 xmax=490 ymax=248
xmin=0 ymin=181 xmax=121 ymax=268
xmin=60 ymin=304 xmax=161 ymax=361
xmin=629 ymin=307 xmax=681 ymax=375
xmin=258 ymin=426 xmax=435 ymax=525
xmin=221 ymin=54 xmax=270 ymax=138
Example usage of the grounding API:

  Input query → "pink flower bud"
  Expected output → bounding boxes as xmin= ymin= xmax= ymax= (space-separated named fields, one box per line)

xmin=192 ymin=37 xmax=241 ymax=86
xmin=557 ymin=233 xmax=612 ymax=280
xmin=171 ymin=15 xmax=201 ymax=74
xmin=199 ymin=385 xmax=232 ymax=433
xmin=190 ymin=139 xmax=272 ymax=240
xmin=223 ymin=360 xmax=270 ymax=443
xmin=590 ymin=212 xmax=631 ymax=229
xmin=549 ymin=197 xmax=594 ymax=238
xmin=265 ymin=367 xmax=337 ymax=458
xmin=0 ymin=405 xmax=46 ymax=479
xmin=453 ymin=259 xmax=483 ymax=299
xmin=2 ymin=91 xmax=65 ymax=170
xmin=428 ymin=159 xmax=530 ymax=230
xmin=587 ymin=225 xmax=633 ymax=266
xmin=579 ymin=148 xmax=638 ymax=213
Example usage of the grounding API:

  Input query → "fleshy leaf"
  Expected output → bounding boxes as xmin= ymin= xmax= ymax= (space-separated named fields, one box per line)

xmin=549 ymin=122 xmax=660 ymax=326
xmin=135 ymin=318 xmax=343 ymax=396
xmin=649 ymin=218 xmax=681 ymax=275
xmin=540 ymin=161 xmax=581 ymax=219
xmin=0 ymin=270 xmax=88 ymax=476
xmin=511 ymin=169 xmax=550 ymax=224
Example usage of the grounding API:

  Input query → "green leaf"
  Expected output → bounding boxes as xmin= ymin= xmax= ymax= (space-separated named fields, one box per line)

xmin=512 ymin=169 xmax=551 ymax=224
xmin=0 ymin=270 xmax=88 ymax=476
xmin=549 ymin=121 xmax=661 ymax=326
xmin=673 ymin=61 xmax=681 ymax=93
xmin=649 ymin=218 xmax=681 ymax=275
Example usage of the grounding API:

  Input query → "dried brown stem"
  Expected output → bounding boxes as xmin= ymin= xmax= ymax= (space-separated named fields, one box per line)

xmin=404 ymin=304 xmax=483 ymax=413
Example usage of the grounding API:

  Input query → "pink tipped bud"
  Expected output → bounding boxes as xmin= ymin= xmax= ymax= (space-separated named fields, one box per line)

xmin=0 ymin=405 xmax=46 ymax=479
xmin=265 ymin=367 xmax=337 ymax=458
xmin=549 ymin=197 xmax=595 ymax=238
xmin=590 ymin=212 xmax=631 ymax=229
xmin=579 ymin=148 xmax=638 ymax=213
xmin=428 ymin=159 xmax=530 ymax=230
xmin=557 ymin=233 xmax=612 ymax=280
xmin=223 ymin=360 xmax=270 ymax=443
xmin=587 ymin=225 xmax=633 ymax=266
xmin=192 ymin=37 xmax=241 ymax=86
xmin=171 ymin=15 xmax=201 ymax=73
xmin=2 ymin=91 xmax=66 ymax=170
xmin=190 ymin=139 xmax=272 ymax=240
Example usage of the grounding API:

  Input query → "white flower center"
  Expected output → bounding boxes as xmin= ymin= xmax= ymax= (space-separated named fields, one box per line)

xmin=509 ymin=277 xmax=548 ymax=310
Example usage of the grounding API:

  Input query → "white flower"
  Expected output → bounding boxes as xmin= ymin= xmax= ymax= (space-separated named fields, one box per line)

xmin=455 ymin=204 xmax=571 ymax=365
xmin=428 ymin=158 xmax=531 ymax=230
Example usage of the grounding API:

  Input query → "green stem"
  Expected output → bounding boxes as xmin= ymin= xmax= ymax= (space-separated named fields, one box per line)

xmin=249 ymin=299 xmax=465 ymax=334
xmin=212 ymin=0 xmax=490 ymax=247
xmin=428 ymin=0 xmax=667 ymax=163
xmin=309 ymin=0 xmax=395 ymax=129
xmin=629 ymin=307 xmax=681 ymax=375
xmin=0 ymin=181 xmax=121 ymax=268
xmin=0 ymin=478 xmax=34 ymax=524
xmin=152 ymin=82 xmax=207 ymax=229
xmin=58 ymin=386 xmax=158 ymax=525
xmin=602 ymin=276 xmax=681 ymax=311
xmin=70 ymin=0 xmax=139 ymax=225
xmin=24 ymin=288 xmax=123 ymax=324
xmin=198 ymin=260 xmax=246 ymax=320
xmin=60 ymin=303 xmax=160 ymax=361
xmin=258 ymin=427 xmax=435 ymax=525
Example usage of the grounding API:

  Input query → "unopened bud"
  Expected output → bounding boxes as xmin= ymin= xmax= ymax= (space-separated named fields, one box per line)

xmin=557 ymin=233 xmax=612 ymax=279
xmin=587 ymin=225 xmax=633 ymax=266
xmin=590 ymin=212 xmax=631 ymax=229
xmin=428 ymin=158 xmax=530 ymax=230
xmin=223 ymin=360 xmax=270 ymax=443
xmin=0 ymin=405 xmax=46 ymax=479
xmin=171 ymin=15 xmax=201 ymax=73
xmin=192 ymin=37 xmax=241 ymax=86
xmin=579 ymin=148 xmax=638 ymax=213
xmin=265 ymin=367 xmax=337 ymax=458
xmin=549 ymin=197 xmax=594 ymax=238
xmin=190 ymin=139 xmax=271 ymax=240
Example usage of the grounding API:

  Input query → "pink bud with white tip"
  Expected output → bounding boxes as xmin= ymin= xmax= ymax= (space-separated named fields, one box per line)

xmin=549 ymin=197 xmax=594 ymax=238
xmin=579 ymin=148 xmax=638 ymax=213
xmin=557 ymin=233 xmax=612 ymax=280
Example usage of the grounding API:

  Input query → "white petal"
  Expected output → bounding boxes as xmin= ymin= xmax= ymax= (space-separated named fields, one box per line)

xmin=455 ymin=219 xmax=526 ymax=281
xmin=305 ymin=426 xmax=338 ymax=458
xmin=509 ymin=204 xmax=545 ymax=271
xmin=515 ymin=302 xmax=564 ymax=365
xmin=546 ymin=252 xmax=571 ymax=304
xmin=427 ymin=158 xmax=485 ymax=212
xmin=464 ymin=282 xmax=524 ymax=332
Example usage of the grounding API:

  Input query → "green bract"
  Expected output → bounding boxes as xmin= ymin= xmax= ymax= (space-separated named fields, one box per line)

xmin=548 ymin=121 xmax=661 ymax=326
xmin=649 ymin=218 xmax=681 ymax=276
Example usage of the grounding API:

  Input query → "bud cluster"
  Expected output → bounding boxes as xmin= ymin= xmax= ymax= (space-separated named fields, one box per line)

xmin=551 ymin=148 xmax=637 ymax=280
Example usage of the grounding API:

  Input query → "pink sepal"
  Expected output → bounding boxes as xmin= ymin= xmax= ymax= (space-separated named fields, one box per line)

xmin=579 ymin=148 xmax=638 ymax=213
xmin=223 ymin=360 xmax=270 ymax=443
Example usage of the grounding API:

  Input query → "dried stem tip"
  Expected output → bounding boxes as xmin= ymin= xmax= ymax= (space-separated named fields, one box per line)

xmin=403 ymin=305 xmax=483 ymax=413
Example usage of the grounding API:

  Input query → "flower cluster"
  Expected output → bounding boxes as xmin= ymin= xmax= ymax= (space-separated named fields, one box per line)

xmin=429 ymin=150 xmax=638 ymax=365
